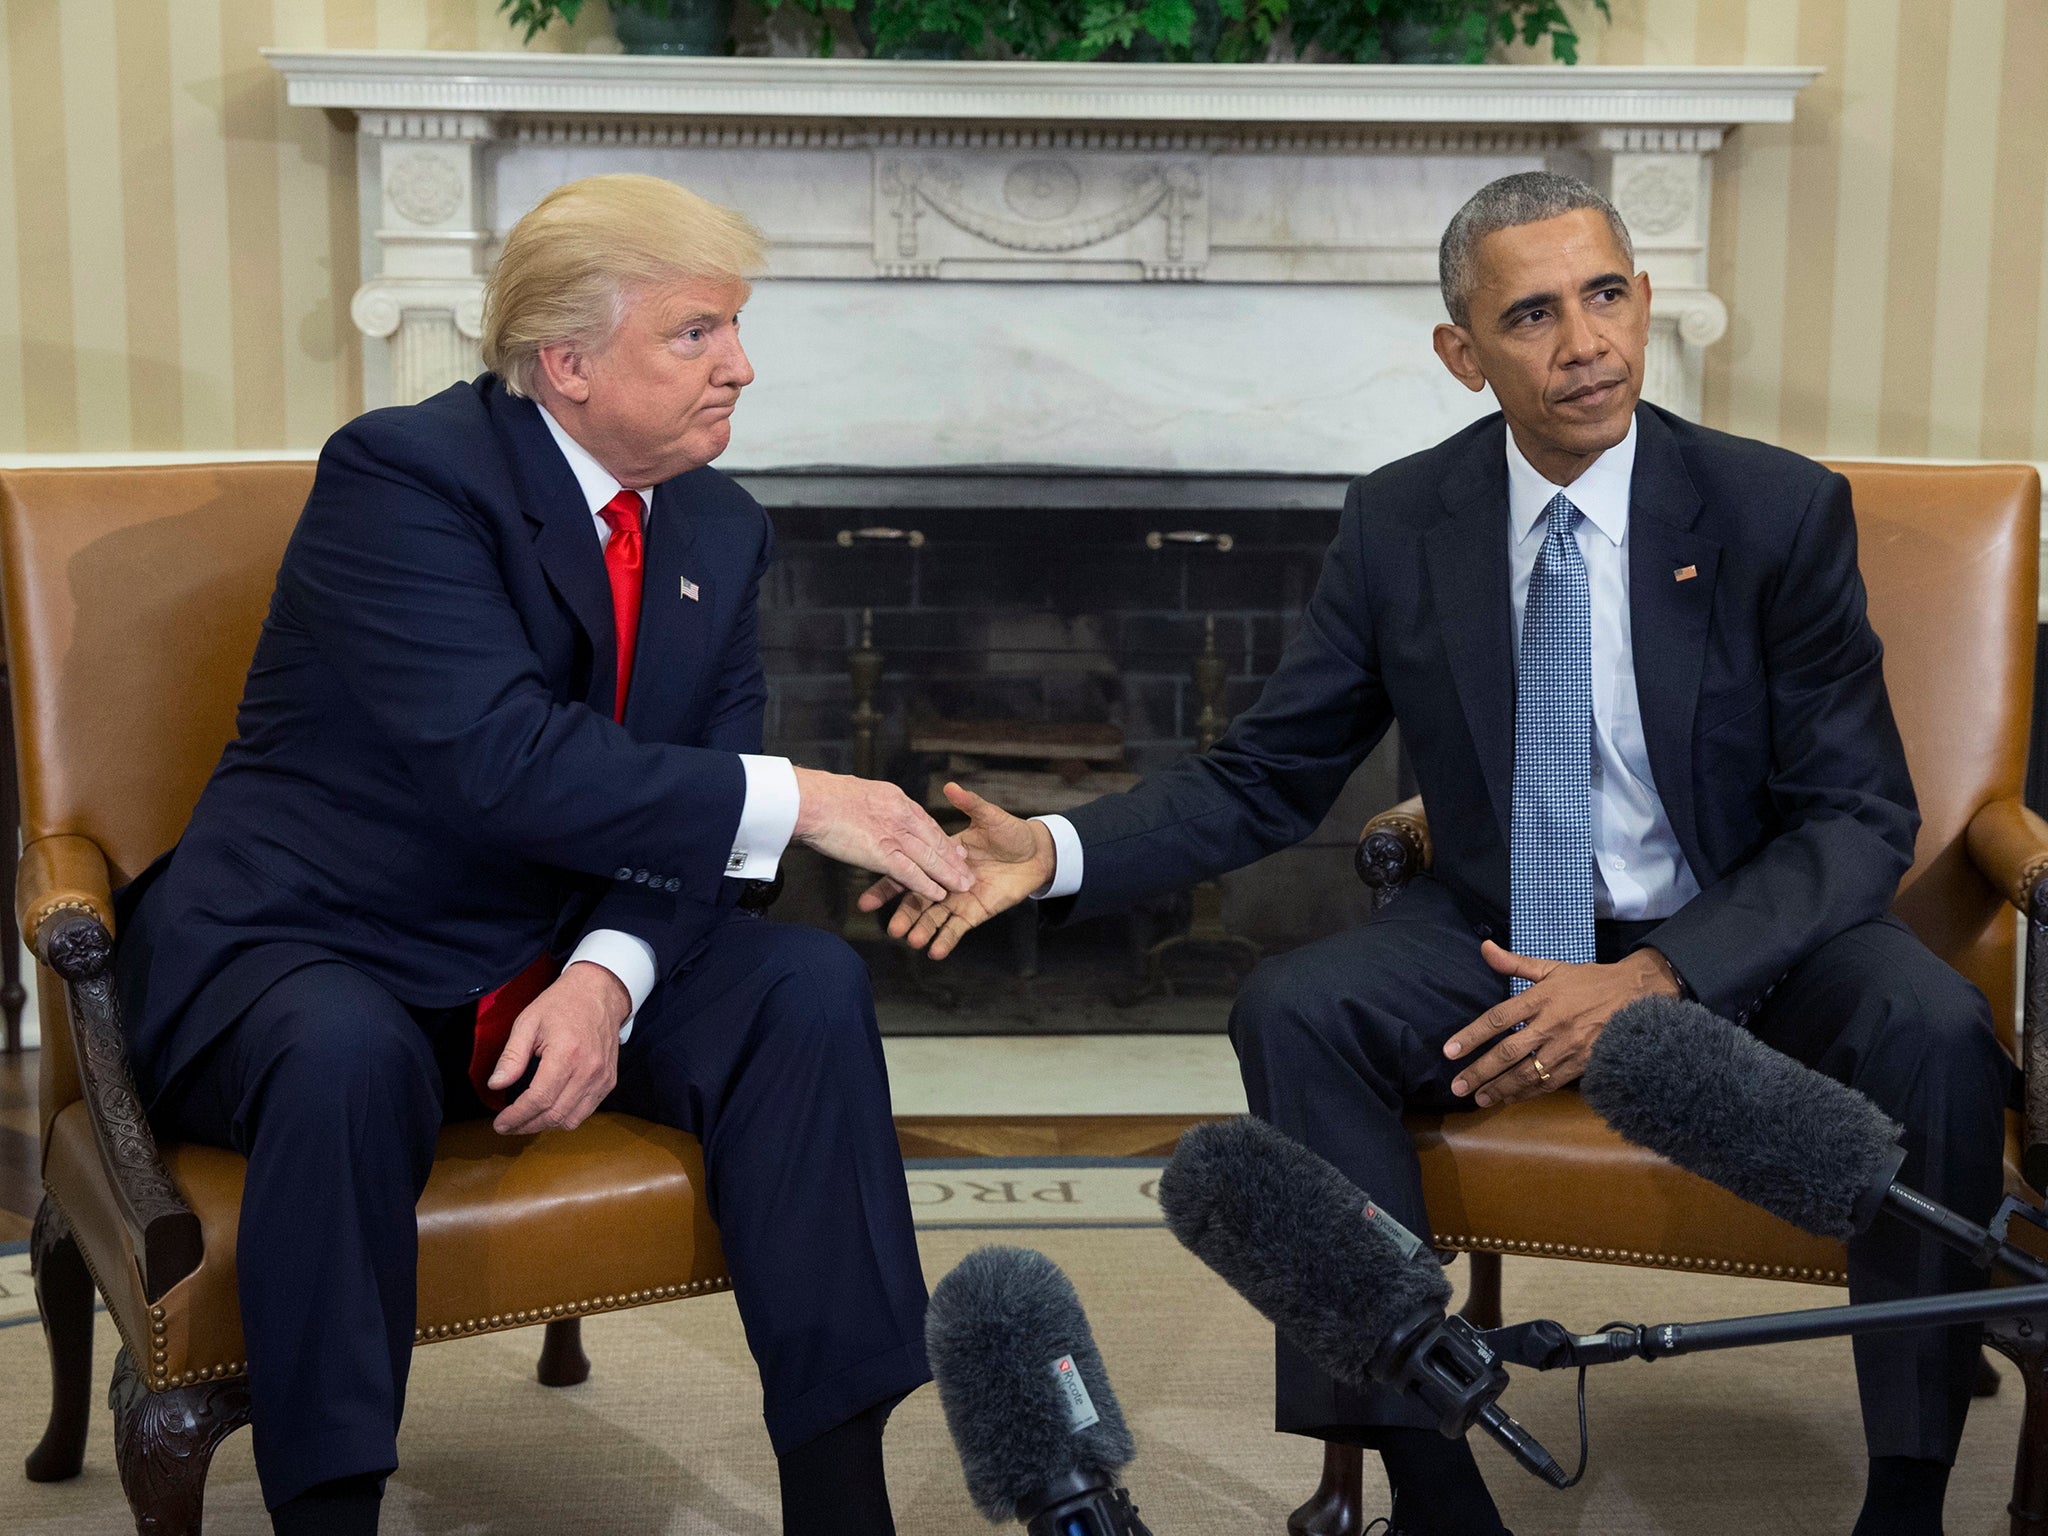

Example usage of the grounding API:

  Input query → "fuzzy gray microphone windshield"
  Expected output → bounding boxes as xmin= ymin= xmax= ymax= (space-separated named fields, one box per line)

xmin=1580 ymin=996 xmax=1906 ymax=1241
xmin=1158 ymin=1117 xmax=1572 ymax=1487
xmin=926 ymin=1246 xmax=1151 ymax=1534
xmin=1583 ymin=997 xmax=2048 ymax=1284
xmin=1157 ymin=1115 xmax=1451 ymax=1382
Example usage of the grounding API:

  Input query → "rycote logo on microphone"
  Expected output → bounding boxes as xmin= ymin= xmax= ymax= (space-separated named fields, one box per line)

xmin=1050 ymin=1354 xmax=1101 ymax=1432
xmin=1362 ymin=1199 xmax=1429 ymax=1263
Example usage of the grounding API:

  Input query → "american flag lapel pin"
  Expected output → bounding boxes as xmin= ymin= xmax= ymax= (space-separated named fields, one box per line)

xmin=1674 ymin=565 xmax=1698 ymax=583
xmin=681 ymin=577 xmax=701 ymax=601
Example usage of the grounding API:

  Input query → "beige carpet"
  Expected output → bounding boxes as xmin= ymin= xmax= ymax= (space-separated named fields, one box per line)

xmin=0 ymin=1227 xmax=2025 ymax=1535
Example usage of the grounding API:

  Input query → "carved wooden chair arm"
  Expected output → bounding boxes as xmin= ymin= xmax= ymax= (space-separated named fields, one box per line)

xmin=1355 ymin=796 xmax=1431 ymax=911
xmin=17 ymin=834 xmax=202 ymax=1299
xmin=1966 ymin=797 xmax=2048 ymax=1192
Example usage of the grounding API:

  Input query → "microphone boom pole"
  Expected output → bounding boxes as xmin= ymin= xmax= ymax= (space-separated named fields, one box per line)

xmin=1486 ymin=1280 xmax=2048 ymax=1369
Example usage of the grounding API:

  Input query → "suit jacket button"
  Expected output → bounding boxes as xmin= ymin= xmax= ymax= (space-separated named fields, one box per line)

xmin=635 ymin=869 xmax=650 ymax=883
xmin=614 ymin=867 xmax=633 ymax=881
xmin=665 ymin=878 xmax=680 ymax=892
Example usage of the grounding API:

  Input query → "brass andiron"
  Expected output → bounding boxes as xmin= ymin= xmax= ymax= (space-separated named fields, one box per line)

xmin=842 ymin=606 xmax=885 ymax=943
xmin=1118 ymin=582 xmax=1263 ymax=1005
xmin=833 ymin=531 xmax=956 ymax=1006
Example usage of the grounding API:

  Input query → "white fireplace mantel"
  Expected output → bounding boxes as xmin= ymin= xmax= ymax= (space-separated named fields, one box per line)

xmin=268 ymin=51 xmax=1818 ymax=472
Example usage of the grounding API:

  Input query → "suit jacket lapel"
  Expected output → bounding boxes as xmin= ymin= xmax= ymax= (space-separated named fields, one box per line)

xmin=1626 ymin=406 xmax=1719 ymax=877
xmin=1424 ymin=420 xmax=1517 ymax=842
xmin=623 ymin=474 xmax=706 ymax=738
xmin=485 ymin=382 xmax=620 ymax=714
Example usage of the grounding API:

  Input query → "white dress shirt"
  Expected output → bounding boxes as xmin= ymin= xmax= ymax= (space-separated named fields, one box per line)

xmin=1033 ymin=416 xmax=1701 ymax=923
xmin=536 ymin=405 xmax=801 ymax=1037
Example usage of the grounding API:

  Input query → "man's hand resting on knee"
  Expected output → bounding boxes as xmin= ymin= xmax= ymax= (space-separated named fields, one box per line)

xmin=857 ymin=783 xmax=1055 ymax=959
xmin=792 ymin=766 xmax=977 ymax=903
xmin=1443 ymin=941 xmax=1682 ymax=1109
xmin=490 ymin=960 xmax=628 ymax=1135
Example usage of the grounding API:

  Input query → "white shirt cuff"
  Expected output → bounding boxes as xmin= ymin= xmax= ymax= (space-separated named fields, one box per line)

xmin=567 ymin=928 xmax=657 ymax=1045
xmin=1031 ymin=814 xmax=1084 ymax=900
xmin=727 ymin=754 xmax=799 ymax=880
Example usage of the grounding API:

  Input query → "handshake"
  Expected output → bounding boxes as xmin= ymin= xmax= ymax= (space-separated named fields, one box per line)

xmin=794 ymin=770 xmax=1053 ymax=959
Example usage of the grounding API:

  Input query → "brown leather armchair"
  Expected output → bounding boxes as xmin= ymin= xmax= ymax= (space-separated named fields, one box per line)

xmin=1291 ymin=461 xmax=2048 ymax=1536
xmin=4 ymin=464 xmax=733 ymax=1534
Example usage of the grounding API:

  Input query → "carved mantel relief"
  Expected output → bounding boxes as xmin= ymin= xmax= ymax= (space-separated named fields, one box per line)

xmin=874 ymin=153 xmax=1208 ymax=280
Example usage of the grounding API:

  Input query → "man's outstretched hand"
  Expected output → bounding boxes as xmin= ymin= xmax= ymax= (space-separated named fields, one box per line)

xmin=1441 ymin=940 xmax=1681 ymax=1109
xmin=858 ymin=782 xmax=1054 ymax=959
xmin=793 ymin=766 xmax=977 ymax=903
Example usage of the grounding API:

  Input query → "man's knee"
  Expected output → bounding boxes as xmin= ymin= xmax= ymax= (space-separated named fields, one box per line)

xmin=757 ymin=926 xmax=876 ymax=1046
xmin=1814 ymin=930 xmax=2008 ymax=1104
xmin=252 ymin=969 xmax=440 ymax=1135
xmin=1230 ymin=944 xmax=1380 ymax=1068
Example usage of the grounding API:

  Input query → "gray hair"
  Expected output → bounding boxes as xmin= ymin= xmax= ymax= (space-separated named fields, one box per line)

xmin=1438 ymin=171 xmax=1634 ymax=328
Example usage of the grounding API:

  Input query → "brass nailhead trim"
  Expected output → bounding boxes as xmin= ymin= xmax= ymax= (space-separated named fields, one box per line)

xmin=410 ymin=1277 xmax=737 ymax=1343
xmin=31 ymin=897 xmax=102 ymax=936
xmin=2017 ymin=856 xmax=2048 ymax=909
xmin=1439 ymin=1234 xmax=1848 ymax=1288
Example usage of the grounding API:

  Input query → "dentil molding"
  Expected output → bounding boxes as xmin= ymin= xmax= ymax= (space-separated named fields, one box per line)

xmin=266 ymin=51 xmax=1817 ymax=127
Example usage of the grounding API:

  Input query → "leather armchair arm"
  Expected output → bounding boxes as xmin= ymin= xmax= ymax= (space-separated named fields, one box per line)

xmin=1356 ymin=795 xmax=1431 ymax=910
xmin=1966 ymin=797 xmax=2048 ymax=1192
xmin=16 ymin=834 xmax=201 ymax=1299
xmin=1966 ymin=797 xmax=2048 ymax=914
xmin=16 ymin=831 xmax=115 ymax=947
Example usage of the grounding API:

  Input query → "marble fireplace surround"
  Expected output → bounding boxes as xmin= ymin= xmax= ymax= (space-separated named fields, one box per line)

xmin=268 ymin=52 xmax=1817 ymax=473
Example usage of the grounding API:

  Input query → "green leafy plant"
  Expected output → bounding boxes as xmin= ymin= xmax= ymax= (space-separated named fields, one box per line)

xmin=499 ymin=0 xmax=586 ymax=41
xmin=505 ymin=0 xmax=1603 ymax=60
xmin=498 ymin=0 xmax=706 ymax=42
xmin=1293 ymin=0 xmax=1609 ymax=65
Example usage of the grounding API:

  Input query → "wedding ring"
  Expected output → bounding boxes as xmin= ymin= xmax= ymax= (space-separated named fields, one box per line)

xmin=1529 ymin=1055 xmax=1551 ymax=1084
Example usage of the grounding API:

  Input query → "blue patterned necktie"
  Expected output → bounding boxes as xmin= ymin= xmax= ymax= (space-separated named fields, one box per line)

xmin=1509 ymin=493 xmax=1596 ymax=993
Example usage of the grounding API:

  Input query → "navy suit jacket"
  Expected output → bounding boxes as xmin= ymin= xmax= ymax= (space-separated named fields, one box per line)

xmin=117 ymin=374 xmax=774 ymax=1100
xmin=1062 ymin=403 xmax=1920 ymax=1020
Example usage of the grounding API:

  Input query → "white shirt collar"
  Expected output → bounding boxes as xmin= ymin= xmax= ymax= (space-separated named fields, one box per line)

xmin=1506 ymin=413 xmax=1637 ymax=550
xmin=535 ymin=403 xmax=653 ymax=516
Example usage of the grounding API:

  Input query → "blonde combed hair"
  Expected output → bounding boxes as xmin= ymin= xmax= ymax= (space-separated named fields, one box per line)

xmin=482 ymin=174 xmax=766 ymax=397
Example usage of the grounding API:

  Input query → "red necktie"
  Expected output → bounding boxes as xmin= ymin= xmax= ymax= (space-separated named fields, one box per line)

xmin=469 ymin=487 xmax=646 ymax=1111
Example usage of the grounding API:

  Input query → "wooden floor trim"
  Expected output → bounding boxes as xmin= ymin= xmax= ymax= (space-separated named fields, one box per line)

xmin=895 ymin=1113 xmax=1221 ymax=1160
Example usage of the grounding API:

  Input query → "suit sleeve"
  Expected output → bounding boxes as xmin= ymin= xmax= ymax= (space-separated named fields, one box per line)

xmin=571 ymin=511 xmax=780 ymax=975
xmin=279 ymin=423 xmax=748 ymax=905
xmin=1641 ymin=471 xmax=1919 ymax=1017
xmin=1059 ymin=480 xmax=1395 ymax=921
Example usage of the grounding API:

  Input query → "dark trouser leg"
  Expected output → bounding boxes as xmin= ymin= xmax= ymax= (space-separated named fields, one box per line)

xmin=154 ymin=962 xmax=445 ymax=1511
xmin=604 ymin=914 xmax=931 ymax=1458
xmin=1748 ymin=916 xmax=2013 ymax=1464
xmin=1228 ymin=877 xmax=1504 ymax=1436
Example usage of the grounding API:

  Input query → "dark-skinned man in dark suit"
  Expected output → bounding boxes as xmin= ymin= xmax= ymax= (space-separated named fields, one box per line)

xmin=865 ymin=172 xmax=2011 ymax=1536
xmin=115 ymin=174 xmax=975 ymax=1536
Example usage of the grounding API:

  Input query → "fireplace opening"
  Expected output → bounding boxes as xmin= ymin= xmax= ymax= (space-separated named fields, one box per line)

xmin=732 ymin=467 xmax=1405 ymax=1034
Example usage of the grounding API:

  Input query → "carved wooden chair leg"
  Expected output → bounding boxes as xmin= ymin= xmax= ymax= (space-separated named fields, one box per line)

xmin=1287 ymin=1443 xmax=1366 ymax=1536
xmin=25 ymin=1196 xmax=95 ymax=1482
xmin=1460 ymin=1250 xmax=1504 ymax=1330
xmin=109 ymin=1346 xmax=251 ymax=1536
xmin=537 ymin=1318 xmax=591 ymax=1387
xmin=1986 ymin=1315 xmax=2048 ymax=1533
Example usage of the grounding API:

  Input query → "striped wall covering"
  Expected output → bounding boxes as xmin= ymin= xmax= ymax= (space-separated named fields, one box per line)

xmin=1 ymin=0 xmax=2043 ymax=459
